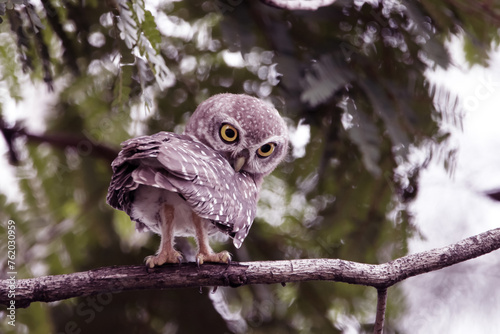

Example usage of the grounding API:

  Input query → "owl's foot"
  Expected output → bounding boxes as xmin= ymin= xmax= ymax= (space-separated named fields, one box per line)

xmin=145 ymin=250 xmax=183 ymax=268
xmin=196 ymin=250 xmax=231 ymax=266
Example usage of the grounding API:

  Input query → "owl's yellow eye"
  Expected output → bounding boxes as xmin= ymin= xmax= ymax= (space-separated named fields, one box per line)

xmin=257 ymin=143 xmax=275 ymax=158
xmin=220 ymin=124 xmax=238 ymax=143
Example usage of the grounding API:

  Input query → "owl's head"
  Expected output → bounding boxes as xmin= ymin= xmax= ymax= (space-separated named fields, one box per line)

xmin=185 ymin=94 xmax=288 ymax=180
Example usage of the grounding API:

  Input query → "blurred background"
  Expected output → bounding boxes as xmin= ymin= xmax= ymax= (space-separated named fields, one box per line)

xmin=0 ymin=0 xmax=499 ymax=333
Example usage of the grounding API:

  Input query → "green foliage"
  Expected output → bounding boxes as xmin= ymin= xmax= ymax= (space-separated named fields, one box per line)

xmin=0 ymin=0 xmax=498 ymax=333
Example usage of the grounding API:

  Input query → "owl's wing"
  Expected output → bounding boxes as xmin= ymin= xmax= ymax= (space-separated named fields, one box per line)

xmin=107 ymin=131 xmax=258 ymax=248
xmin=107 ymin=132 xmax=174 ymax=215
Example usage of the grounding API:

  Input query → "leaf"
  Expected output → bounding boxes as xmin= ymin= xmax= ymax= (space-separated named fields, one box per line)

xmin=301 ymin=55 xmax=354 ymax=107
xmin=112 ymin=64 xmax=133 ymax=112
xmin=141 ymin=9 xmax=162 ymax=53
xmin=403 ymin=0 xmax=450 ymax=69
xmin=113 ymin=0 xmax=174 ymax=91
xmin=344 ymin=99 xmax=382 ymax=176
xmin=137 ymin=34 xmax=176 ymax=90
xmin=116 ymin=0 xmax=138 ymax=48
xmin=430 ymin=84 xmax=463 ymax=131
xmin=25 ymin=4 xmax=45 ymax=33
xmin=359 ymin=78 xmax=410 ymax=154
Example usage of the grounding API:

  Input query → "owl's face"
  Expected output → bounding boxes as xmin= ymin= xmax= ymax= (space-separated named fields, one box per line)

xmin=185 ymin=94 xmax=288 ymax=179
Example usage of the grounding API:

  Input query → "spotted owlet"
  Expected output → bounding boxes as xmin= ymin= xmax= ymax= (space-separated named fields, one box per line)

xmin=106 ymin=94 xmax=288 ymax=267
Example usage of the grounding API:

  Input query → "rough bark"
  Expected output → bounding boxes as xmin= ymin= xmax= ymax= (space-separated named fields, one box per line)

xmin=1 ymin=227 xmax=499 ymax=309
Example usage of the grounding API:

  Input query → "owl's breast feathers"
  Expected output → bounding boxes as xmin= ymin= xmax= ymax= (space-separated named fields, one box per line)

xmin=106 ymin=132 xmax=259 ymax=248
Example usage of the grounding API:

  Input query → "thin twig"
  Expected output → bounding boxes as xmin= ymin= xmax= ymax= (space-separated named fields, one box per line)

xmin=373 ymin=287 xmax=388 ymax=334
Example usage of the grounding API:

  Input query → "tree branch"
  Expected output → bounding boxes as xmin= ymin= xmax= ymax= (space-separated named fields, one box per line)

xmin=2 ymin=227 xmax=499 ymax=309
xmin=0 ymin=121 xmax=118 ymax=164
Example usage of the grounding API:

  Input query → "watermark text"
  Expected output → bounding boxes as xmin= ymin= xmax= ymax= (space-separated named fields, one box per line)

xmin=6 ymin=219 xmax=17 ymax=327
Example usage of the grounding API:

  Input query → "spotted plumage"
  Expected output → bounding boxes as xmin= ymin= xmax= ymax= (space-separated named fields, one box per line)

xmin=107 ymin=94 xmax=288 ymax=266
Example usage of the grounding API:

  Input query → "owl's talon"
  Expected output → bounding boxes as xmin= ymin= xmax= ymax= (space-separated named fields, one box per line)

xmin=218 ymin=250 xmax=232 ymax=264
xmin=196 ymin=250 xmax=232 ymax=265
xmin=144 ymin=256 xmax=155 ymax=268
xmin=144 ymin=250 xmax=183 ymax=268
xmin=196 ymin=254 xmax=204 ymax=266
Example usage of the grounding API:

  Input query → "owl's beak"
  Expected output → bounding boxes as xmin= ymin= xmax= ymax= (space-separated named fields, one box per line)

xmin=234 ymin=156 xmax=246 ymax=172
xmin=233 ymin=149 xmax=249 ymax=172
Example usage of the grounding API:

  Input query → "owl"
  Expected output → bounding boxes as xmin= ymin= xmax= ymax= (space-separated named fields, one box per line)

xmin=106 ymin=94 xmax=288 ymax=267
